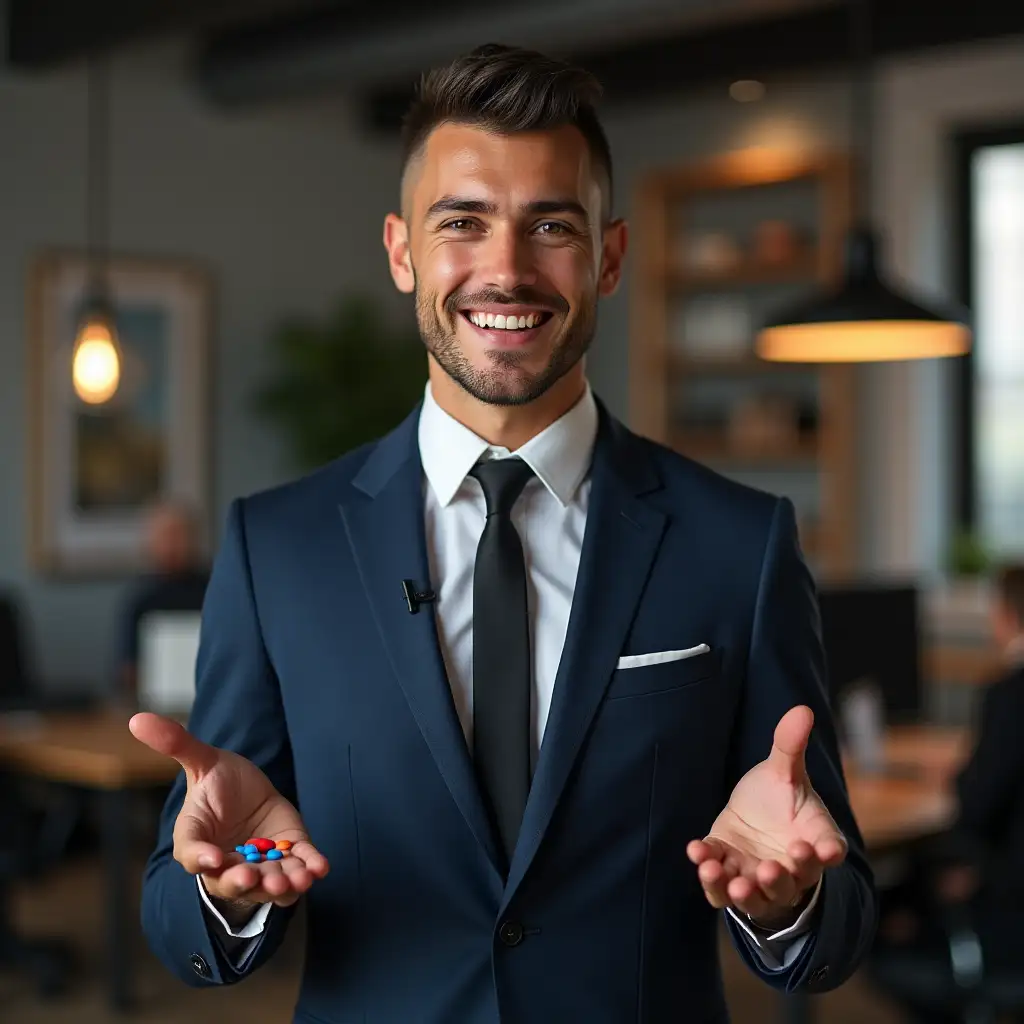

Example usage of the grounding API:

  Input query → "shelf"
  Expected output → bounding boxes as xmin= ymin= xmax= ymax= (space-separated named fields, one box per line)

xmin=671 ymin=433 xmax=819 ymax=466
xmin=667 ymin=254 xmax=818 ymax=291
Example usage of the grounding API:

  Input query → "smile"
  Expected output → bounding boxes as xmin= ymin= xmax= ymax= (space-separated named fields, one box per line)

xmin=462 ymin=310 xmax=552 ymax=331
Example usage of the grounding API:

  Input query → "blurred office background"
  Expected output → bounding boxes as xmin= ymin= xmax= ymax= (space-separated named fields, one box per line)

xmin=1 ymin=0 xmax=1023 ymax=1021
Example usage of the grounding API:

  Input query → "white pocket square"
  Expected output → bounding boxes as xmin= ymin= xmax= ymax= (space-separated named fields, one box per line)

xmin=616 ymin=644 xmax=710 ymax=670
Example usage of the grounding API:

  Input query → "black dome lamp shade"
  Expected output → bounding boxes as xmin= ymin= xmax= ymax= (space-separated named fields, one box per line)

xmin=756 ymin=0 xmax=971 ymax=362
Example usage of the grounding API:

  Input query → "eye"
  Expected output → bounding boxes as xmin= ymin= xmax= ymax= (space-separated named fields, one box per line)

xmin=535 ymin=221 xmax=570 ymax=235
xmin=440 ymin=218 xmax=479 ymax=232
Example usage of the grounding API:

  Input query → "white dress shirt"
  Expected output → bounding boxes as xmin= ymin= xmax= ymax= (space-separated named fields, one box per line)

xmin=201 ymin=380 xmax=820 ymax=970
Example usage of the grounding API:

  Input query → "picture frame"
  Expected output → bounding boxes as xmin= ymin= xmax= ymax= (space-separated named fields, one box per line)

xmin=28 ymin=249 xmax=213 ymax=576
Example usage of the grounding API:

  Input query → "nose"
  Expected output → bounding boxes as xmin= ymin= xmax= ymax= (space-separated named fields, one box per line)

xmin=480 ymin=224 xmax=537 ymax=292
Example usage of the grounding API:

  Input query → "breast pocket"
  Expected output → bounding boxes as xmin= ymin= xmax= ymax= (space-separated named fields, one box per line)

xmin=604 ymin=648 xmax=719 ymax=701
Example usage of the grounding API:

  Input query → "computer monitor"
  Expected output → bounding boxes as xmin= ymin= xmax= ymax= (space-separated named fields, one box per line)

xmin=137 ymin=611 xmax=201 ymax=717
xmin=817 ymin=583 xmax=922 ymax=724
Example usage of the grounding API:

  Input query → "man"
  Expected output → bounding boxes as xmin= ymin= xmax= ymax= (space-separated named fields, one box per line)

xmin=133 ymin=44 xmax=876 ymax=1022
xmin=117 ymin=500 xmax=209 ymax=705
xmin=871 ymin=564 xmax=1024 ymax=1022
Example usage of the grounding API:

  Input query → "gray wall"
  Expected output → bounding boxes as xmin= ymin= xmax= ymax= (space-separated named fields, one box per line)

xmin=0 ymin=41 xmax=405 ymax=687
xmin=3 ymin=34 xmax=1022 ymax=688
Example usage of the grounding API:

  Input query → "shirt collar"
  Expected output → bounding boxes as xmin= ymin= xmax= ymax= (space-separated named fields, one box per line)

xmin=417 ymin=381 xmax=598 ymax=508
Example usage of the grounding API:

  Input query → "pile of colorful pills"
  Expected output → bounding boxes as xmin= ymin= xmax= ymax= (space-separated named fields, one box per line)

xmin=234 ymin=837 xmax=293 ymax=863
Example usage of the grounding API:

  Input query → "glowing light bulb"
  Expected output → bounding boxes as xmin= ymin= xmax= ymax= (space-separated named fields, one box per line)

xmin=72 ymin=313 xmax=121 ymax=404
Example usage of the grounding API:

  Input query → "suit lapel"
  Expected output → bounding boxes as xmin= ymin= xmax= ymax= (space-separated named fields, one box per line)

xmin=338 ymin=407 xmax=503 ymax=879
xmin=501 ymin=409 xmax=667 ymax=910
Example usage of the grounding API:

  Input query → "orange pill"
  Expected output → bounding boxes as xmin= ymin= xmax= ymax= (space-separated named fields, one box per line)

xmin=275 ymin=840 xmax=292 ymax=851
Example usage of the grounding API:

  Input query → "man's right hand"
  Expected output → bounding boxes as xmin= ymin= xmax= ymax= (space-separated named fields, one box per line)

xmin=129 ymin=713 xmax=329 ymax=917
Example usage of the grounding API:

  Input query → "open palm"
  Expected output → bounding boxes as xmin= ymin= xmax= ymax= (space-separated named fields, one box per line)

xmin=687 ymin=705 xmax=847 ymax=928
xmin=131 ymin=713 xmax=328 ymax=909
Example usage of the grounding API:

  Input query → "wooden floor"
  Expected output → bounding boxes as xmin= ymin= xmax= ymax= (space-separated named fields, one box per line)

xmin=3 ymin=855 xmax=907 ymax=1023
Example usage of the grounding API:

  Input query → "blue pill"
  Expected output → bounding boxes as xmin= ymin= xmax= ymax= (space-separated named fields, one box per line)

xmin=245 ymin=852 xmax=262 ymax=863
xmin=266 ymin=849 xmax=283 ymax=861
xmin=235 ymin=845 xmax=246 ymax=854
xmin=242 ymin=844 xmax=258 ymax=855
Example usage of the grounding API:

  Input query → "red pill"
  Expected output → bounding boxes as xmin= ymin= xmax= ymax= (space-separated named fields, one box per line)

xmin=246 ymin=838 xmax=275 ymax=853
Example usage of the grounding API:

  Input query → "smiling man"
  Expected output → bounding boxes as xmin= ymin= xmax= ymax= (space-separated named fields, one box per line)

xmin=135 ymin=44 xmax=876 ymax=1023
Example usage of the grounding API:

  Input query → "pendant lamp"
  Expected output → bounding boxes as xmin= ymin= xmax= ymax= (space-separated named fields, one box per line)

xmin=756 ymin=0 xmax=971 ymax=362
xmin=72 ymin=54 xmax=122 ymax=405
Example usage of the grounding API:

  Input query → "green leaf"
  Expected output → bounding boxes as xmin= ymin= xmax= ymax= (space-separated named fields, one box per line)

xmin=251 ymin=294 xmax=428 ymax=471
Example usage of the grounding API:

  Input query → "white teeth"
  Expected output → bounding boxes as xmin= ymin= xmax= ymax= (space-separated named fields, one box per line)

xmin=467 ymin=311 xmax=544 ymax=330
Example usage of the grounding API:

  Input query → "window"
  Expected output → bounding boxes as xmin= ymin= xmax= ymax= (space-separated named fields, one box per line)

xmin=954 ymin=125 xmax=1024 ymax=558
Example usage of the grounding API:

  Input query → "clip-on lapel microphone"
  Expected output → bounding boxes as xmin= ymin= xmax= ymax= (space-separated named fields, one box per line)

xmin=401 ymin=579 xmax=436 ymax=614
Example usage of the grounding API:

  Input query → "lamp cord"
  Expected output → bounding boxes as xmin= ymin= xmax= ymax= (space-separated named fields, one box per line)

xmin=851 ymin=0 xmax=873 ymax=223
xmin=86 ymin=53 xmax=110 ymax=299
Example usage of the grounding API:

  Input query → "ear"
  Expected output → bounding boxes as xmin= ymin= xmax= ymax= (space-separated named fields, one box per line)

xmin=597 ymin=218 xmax=628 ymax=298
xmin=383 ymin=213 xmax=415 ymax=294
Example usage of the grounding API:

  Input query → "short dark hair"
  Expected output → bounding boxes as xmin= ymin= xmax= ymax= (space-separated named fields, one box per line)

xmin=995 ymin=564 xmax=1024 ymax=625
xmin=400 ymin=43 xmax=614 ymax=217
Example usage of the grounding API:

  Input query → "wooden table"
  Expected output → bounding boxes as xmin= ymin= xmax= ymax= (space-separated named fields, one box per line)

xmin=845 ymin=725 xmax=970 ymax=849
xmin=0 ymin=709 xmax=180 ymax=1013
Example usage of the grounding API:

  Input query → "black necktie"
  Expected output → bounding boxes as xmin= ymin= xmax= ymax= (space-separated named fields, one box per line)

xmin=470 ymin=456 xmax=534 ymax=868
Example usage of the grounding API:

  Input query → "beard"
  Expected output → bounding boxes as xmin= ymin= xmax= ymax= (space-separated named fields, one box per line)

xmin=415 ymin=281 xmax=596 ymax=407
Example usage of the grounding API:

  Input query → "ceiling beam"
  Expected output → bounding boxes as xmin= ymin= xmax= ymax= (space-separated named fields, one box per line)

xmin=5 ymin=0 xmax=332 ymax=68
xmin=358 ymin=0 xmax=1024 ymax=131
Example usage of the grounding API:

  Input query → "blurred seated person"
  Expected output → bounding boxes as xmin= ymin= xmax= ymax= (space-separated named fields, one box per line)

xmin=871 ymin=563 xmax=1024 ymax=1018
xmin=116 ymin=499 xmax=209 ymax=707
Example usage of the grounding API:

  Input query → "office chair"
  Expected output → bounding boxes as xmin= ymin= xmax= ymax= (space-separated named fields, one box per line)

xmin=0 ymin=785 xmax=75 ymax=996
xmin=867 ymin=875 xmax=1024 ymax=1024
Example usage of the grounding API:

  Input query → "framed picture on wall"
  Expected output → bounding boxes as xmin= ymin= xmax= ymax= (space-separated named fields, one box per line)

xmin=28 ymin=249 xmax=213 ymax=576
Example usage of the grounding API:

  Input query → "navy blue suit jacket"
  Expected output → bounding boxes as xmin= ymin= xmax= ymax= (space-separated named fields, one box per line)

xmin=141 ymin=399 xmax=876 ymax=1023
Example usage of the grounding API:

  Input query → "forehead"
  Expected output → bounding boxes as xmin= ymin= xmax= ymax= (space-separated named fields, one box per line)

xmin=409 ymin=123 xmax=601 ymax=215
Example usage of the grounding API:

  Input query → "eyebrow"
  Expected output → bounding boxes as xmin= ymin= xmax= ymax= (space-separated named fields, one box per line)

xmin=424 ymin=195 xmax=590 ymax=223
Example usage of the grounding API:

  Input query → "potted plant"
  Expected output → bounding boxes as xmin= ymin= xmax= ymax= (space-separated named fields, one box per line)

xmin=253 ymin=294 xmax=427 ymax=471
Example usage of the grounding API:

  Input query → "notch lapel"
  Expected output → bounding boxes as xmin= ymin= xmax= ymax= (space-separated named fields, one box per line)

xmin=338 ymin=408 xmax=503 ymax=879
xmin=501 ymin=410 xmax=668 ymax=911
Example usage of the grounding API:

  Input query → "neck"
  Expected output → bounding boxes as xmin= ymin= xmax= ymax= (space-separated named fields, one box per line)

xmin=427 ymin=359 xmax=587 ymax=451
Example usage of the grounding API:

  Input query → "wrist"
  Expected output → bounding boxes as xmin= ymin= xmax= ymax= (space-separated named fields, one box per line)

xmin=201 ymin=877 xmax=259 ymax=929
xmin=747 ymin=885 xmax=814 ymax=931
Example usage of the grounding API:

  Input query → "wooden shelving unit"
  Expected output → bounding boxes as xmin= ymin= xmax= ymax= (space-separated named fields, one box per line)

xmin=630 ymin=149 xmax=858 ymax=578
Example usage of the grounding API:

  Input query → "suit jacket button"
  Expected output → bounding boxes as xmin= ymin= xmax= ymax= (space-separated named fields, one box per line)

xmin=189 ymin=953 xmax=210 ymax=978
xmin=498 ymin=921 xmax=524 ymax=947
xmin=810 ymin=966 xmax=828 ymax=984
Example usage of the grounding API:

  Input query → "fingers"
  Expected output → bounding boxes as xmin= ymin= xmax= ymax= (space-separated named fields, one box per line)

xmin=696 ymin=857 xmax=737 ymax=909
xmin=129 ymin=713 xmax=219 ymax=782
xmin=290 ymin=840 xmax=330 ymax=879
xmin=766 ymin=705 xmax=814 ymax=783
xmin=201 ymin=857 xmax=313 ymax=906
xmin=686 ymin=837 xmax=728 ymax=866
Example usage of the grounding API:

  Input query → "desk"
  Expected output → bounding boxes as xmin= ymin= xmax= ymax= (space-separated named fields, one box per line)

xmin=0 ymin=710 xmax=180 ymax=1013
xmin=781 ymin=724 xmax=970 ymax=1024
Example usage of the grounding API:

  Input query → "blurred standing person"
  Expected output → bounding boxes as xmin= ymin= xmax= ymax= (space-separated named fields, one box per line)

xmin=117 ymin=500 xmax=209 ymax=705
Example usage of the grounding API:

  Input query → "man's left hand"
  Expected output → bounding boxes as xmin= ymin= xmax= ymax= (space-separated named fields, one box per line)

xmin=686 ymin=705 xmax=847 ymax=930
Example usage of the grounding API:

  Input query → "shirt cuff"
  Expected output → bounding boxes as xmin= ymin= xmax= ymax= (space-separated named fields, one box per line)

xmin=197 ymin=876 xmax=271 ymax=970
xmin=725 ymin=874 xmax=823 ymax=971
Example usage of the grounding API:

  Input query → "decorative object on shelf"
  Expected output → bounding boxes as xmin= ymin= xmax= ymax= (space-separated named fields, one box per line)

xmin=757 ymin=0 xmax=971 ymax=362
xmin=28 ymin=249 xmax=212 ymax=576
xmin=682 ymin=232 xmax=742 ymax=274
xmin=727 ymin=394 xmax=801 ymax=455
xmin=751 ymin=220 xmax=806 ymax=266
xmin=674 ymin=294 xmax=751 ymax=358
xmin=253 ymin=294 xmax=427 ymax=471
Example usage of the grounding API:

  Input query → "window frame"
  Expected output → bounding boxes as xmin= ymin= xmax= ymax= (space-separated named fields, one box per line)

xmin=951 ymin=120 xmax=1024 ymax=536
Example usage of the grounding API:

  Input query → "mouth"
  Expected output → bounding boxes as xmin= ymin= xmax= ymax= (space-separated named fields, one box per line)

xmin=459 ymin=308 xmax=554 ymax=344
